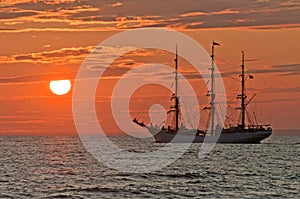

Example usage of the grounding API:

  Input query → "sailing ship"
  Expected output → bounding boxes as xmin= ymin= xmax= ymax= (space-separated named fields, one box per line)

xmin=133 ymin=42 xmax=272 ymax=143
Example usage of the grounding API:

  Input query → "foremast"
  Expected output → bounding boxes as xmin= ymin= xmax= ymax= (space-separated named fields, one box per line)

xmin=133 ymin=46 xmax=180 ymax=131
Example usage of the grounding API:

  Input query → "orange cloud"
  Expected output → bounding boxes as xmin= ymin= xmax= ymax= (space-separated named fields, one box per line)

xmin=0 ymin=0 xmax=298 ymax=31
xmin=0 ymin=46 xmax=94 ymax=64
xmin=181 ymin=9 xmax=240 ymax=17
xmin=111 ymin=2 xmax=123 ymax=7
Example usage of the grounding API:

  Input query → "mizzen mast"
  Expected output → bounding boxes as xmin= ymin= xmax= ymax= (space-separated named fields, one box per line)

xmin=239 ymin=51 xmax=246 ymax=129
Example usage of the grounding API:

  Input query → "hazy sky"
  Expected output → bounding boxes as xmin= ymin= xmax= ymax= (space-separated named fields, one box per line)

xmin=0 ymin=0 xmax=299 ymax=135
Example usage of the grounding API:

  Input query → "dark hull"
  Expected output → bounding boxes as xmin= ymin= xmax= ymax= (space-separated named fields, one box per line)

xmin=150 ymin=129 xmax=272 ymax=143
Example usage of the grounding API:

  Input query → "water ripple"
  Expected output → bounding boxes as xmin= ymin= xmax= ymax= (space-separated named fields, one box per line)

xmin=0 ymin=136 xmax=298 ymax=198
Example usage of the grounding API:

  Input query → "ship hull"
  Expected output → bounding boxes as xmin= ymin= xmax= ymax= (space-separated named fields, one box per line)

xmin=150 ymin=128 xmax=272 ymax=143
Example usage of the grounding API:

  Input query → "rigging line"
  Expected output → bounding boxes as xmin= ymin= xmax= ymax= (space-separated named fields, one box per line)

xmin=246 ymin=110 xmax=254 ymax=126
xmin=145 ymin=94 xmax=170 ymax=124
xmin=226 ymin=76 xmax=240 ymax=82
xmin=135 ymin=92 xmax=156 ymax=119
xmin=155 ymin=113 xmax=167 ymax=127
xmin=246 ymin=110 xmax=250 ymax=126
xmin=193 ymin=79 xmax=206 ymax=92
xmin=136 ymin=92 xmax=162 ymax=120
xmin=252 ymin=101 xmax=263 ymax=124
xmin=225 ymin=115 xmax=234 ymax=124
xmin=225 ymin=75 xmax=240 ymax=98
xmin=232 ymin=82 xmax=241 ymax=98
xmin=226 ymin=82 xmax=240 ymax=92
xmin=237 ymin=111 xmax=242 ymax=125
xmin=258 ymin=105 xmax=268 ymax=125
xmin=179 ymin=101 xmax=188 ymax=126
xmin=206 ymin=111 xmax=211 ymax=131
xmin=217 ymin=104 xmax=226 ymax=125
xmin=181 ymin=100 xmax=196 ymax=128
xmin=217 ymin=107 xmax=225 ymax=126
xmin=136 ymin=96 xmax=151 ymax=119
xmin=227 ymin=89 xmax=240 ymax=110
xmin=136 ymin=80 xmax=174 ymax=120
xmin=217 ymin=59 xmax=240 ymax=69
xmin=253 ymin=111 xmax=259 ymax=126
xmin=139 ymin=93 xmax=169 ymax=122
xmin=225 ymin=109 xmax=235 ymax=123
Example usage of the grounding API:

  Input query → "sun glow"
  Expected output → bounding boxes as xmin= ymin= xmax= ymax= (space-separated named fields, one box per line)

xmin=49 ymin=79 xmax=71 ymax=95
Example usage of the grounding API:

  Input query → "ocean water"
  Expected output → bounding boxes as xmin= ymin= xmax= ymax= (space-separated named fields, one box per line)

xmin=0 ymin=135 xmax=299 ymax=198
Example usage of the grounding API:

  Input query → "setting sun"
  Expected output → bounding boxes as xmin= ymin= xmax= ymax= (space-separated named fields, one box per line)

xmin=49 ymin=80 xmax=71 ymax=95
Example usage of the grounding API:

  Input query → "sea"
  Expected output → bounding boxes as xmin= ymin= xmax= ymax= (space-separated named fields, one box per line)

xmin=0 ymin=134 xmax=299 ymax=198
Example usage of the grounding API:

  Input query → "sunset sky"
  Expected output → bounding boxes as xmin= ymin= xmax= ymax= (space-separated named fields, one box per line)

xmin=0 ymin=0 xmax=299 ymax=135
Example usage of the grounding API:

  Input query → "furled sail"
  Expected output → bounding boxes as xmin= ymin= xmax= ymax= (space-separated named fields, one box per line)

xmin=164 ymin=94 xmax=181 ymax=130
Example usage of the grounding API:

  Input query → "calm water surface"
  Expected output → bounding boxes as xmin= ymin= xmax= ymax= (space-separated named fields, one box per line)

xmin=0 ymin=135 xmax=299 ymax=198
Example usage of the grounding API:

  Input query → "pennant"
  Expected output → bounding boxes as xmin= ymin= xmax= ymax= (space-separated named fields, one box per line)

xmin=213 ymin=41 xmax=220 ymax=46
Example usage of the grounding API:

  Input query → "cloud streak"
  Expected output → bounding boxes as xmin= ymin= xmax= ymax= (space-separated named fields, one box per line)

xmin=0 ymin=0 xmax=299 ymax=32
xmin=0 ymin=46 xmax=94 ymax=64
xmin=248 ymin=63 xmax=300 ymax=76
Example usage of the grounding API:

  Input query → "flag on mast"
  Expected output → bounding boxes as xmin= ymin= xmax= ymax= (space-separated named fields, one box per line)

xmin=213 ymin=41 xmax=220 ymax=46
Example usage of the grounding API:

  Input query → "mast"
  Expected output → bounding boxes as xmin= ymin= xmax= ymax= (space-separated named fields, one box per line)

xmin=240 ymin=51 xmax=246 ymax=129
xmin=175 ymin=45 xmax=179 ymax=131
xmin=210 ymin=41 xmax=220 ymax=135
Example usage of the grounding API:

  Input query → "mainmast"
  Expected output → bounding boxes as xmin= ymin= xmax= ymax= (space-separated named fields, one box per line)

xmin=240 ymin=51 xmax=246 ymax=129
xmin=210 ymin=41 xmax=220 ymax=135
xmin=174 ymin=45 xmax=179 ymax=131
